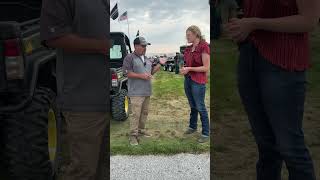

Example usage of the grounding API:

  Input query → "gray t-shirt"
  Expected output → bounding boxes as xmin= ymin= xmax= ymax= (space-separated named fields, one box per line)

xmin=40 ymin=0 xmax=110 ymax=112
xmin=122 ymin=53 xmax=154 ymax=97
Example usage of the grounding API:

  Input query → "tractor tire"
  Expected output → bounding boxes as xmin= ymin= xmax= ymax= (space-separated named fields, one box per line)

xmin=163 ymin=65 xmax=167 ymax=71
xmin=111 ymin=89 xmax=129 ymax=121
xmin=171 ymin=66 xmax=175 ymax=72
xmin=1 ymin=87 xmax=61 ymax=180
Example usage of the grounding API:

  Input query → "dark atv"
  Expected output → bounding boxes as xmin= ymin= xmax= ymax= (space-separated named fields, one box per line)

xmin=0 ymin=2 xmax=128 ymax=180
xmin=110 ymin=32 xmax=131 ymax=121
xmin=162 ymin=56 xmax=176 ymax=72
xmin=0 ymin=1 xmax=61 ymax=180
xmin=162 ymin=45 xmax=187 ymax=73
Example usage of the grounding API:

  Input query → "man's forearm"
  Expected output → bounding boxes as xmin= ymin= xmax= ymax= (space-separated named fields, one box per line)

xmin=252 ymin=15 xmax=318 ymax=33
xmin=252 ymin=0 xmax=319 ymax=33
xmin=46 ymin=34 xmax=109 ymax=54
xmin=189 ymin=66 xmax=209 ymax=73
xmin=127 ymin=72 xmax=143 ymax=79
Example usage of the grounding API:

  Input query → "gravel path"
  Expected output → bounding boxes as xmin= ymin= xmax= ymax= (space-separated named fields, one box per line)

xmin=110 ymin=153 xmax=210 ymax=180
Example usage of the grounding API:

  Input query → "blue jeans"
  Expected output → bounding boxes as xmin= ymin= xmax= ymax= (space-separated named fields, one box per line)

xmin=184 ymin=76 xmax=209 ymax=136
xmin=237 ymin=42 xmax=315 ymax=180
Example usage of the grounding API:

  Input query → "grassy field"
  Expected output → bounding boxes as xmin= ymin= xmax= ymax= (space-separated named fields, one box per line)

xmin=110 ymin=70 xmax=210 ymax=155
xmin=211 ymin=27 xmax=320 ymax=179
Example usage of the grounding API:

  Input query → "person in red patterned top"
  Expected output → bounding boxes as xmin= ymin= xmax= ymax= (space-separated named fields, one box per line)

xmin=225 ymin=0 xmax=319 ymax=179
xmin=180 ymin=25 xmax=210 ymax=143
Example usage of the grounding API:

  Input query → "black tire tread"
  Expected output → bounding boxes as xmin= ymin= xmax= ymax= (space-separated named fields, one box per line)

xmin=111 ymin=89 xmax=129 ymax=121
xmin=1 ymin=87 xmax=61 ymax=180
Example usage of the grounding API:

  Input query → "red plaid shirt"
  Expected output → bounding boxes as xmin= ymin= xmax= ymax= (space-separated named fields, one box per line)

xmin=184 ymin=41 xmax=210 ymax=84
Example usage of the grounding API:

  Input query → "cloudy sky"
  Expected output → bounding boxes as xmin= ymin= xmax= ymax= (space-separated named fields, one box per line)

xmin=110 ymin=0 xmax=210 ymax=55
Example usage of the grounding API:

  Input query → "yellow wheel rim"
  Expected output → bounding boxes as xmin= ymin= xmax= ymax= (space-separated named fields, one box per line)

xmin=48 ymin=108 xmax=57 ymax=161
xmin=125 ymin=96 xmax=129 ymax=114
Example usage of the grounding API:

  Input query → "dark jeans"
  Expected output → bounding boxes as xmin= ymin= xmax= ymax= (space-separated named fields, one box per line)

xmin=184 ymin=75 xmax=209 ymax=136
xmin=237 ymin=42 xmax=315 ymax=180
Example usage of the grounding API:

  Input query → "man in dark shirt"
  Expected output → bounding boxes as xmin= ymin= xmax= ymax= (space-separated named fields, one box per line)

xmin=40 ymin=0 xmax=109 ymax=179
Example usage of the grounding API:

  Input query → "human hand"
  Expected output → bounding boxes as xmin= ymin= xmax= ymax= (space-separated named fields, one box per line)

xmin=180 ymin=67 xmax=190 ymax=75
xmin=225 ymin=18 xmax=257 ymax=43
xmin=140 ymin=73 xmax=153 ymax=80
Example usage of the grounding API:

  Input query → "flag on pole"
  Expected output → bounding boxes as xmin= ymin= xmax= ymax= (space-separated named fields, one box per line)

xmin=136 ymin=30 xmax=140 ymax=37
xmin=119 ymin=11 xmax=128 ymax=21
xmin=110 ymin=3 xmax=119 ymax=20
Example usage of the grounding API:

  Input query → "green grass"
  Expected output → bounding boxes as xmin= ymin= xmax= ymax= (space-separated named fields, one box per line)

xmin=212 ymin=40 xmax=243 ymax=117
xmin=307 ymin=29 xmax=320 ymax=91
xmin=111 ymin=71 xmax=210 ymax=155
xmin=153 ymin=69 xmax=211 ymax=98
xmin=111 ymin=136 xmax=209 ymax=155
xmin=152 ymin=71 xmax=186 ymax=98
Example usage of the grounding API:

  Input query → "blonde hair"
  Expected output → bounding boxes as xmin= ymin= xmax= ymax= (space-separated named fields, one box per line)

xmin=186 ymin=25 xmax=206 ymax=42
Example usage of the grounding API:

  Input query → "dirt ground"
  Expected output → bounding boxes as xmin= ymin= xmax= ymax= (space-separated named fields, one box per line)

xmin=146 ymin=92 xmax=210 ymax=139
xmin=211 ymin=27 xmax=320 ymax=180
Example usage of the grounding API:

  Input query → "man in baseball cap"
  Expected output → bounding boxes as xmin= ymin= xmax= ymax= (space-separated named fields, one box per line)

xmin=133 ymin=36 xmax=151 ymax=46
xmin=122 ymin=36 xmax=165 ymax=145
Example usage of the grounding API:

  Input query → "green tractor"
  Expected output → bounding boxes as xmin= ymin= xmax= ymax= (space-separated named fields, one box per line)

xmin=110 ymin=32 xmax=131 ymax=121
xmin=0 ymin=1 xmax=61 ymax=180
xmin=0 ymin=3 xmax=132 ymax=180
xmin=1 ymin=2 xmax=128 ymax=180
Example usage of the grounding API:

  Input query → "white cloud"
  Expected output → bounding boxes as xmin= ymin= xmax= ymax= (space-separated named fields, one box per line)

xmin=111 ymin=0 xmax=210 ymax=54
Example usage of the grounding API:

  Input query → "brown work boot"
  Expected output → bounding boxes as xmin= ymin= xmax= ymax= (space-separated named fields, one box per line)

xmin=138 ymin=130 xmax=152 ymax=137
xmin=129 ymin=136 xmax=139 ymax=146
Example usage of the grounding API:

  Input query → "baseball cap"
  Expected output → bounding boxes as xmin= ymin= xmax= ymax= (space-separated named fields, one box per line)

xmin=134 ymin=37 xmax=151 ymax=46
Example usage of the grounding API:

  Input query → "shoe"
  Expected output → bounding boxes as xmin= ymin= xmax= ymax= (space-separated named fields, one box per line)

xmin=138 ymin=130 xmax=152 ymax=137
xmin=198 ymin=135 xmax=209 ymax=143
xmin=129 ymin=136 xmax=139 ymax=146
xmin=184 ymin=128 xmax=197 ymax=135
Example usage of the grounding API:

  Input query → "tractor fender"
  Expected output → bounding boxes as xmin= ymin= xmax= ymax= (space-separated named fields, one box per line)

xmin=26 ymin=51 xmax=56 ymax=97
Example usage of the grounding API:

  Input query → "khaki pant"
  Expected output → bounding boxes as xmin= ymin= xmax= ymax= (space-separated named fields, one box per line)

xmin=129 ymin=96 xmax=150 ymax=136
xmin=62 ymin=111 xmax=108 ymax=180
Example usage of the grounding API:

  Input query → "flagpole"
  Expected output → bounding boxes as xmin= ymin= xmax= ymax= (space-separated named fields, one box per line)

xmin=127 ymin=18 xmax=130 ymax=41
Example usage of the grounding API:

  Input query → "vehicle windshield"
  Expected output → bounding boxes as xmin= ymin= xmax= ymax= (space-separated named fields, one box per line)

xmin=110 ymin=44 xmax=122 ymax=60
xmin=110 ymin=35 xmax=130 ymax=61
xmin=109 ymin=34 xmax=130 ymax=68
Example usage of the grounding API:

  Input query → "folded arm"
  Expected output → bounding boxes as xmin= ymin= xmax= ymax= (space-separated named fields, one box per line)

xmin=226 ymin=0 xmax=320 ymax=42
xmin=127 ymin=71 xmax=152 ymax=80
xmin=249 ymin=0 xmax=319 ymax=33
xmin=46 ymin=34 xmax=109 ymax=55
